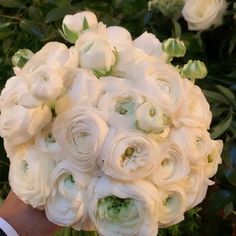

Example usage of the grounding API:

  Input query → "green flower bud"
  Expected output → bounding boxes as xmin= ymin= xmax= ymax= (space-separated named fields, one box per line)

xmin=162 ymin=38 xmax=186 ymax=58
xmin=148 ymin=0 xmax=185 ymax=19
xmin=12 ymin=49 xmax=33 ymax=68
xmin=181 ymin=60 xmax=208 ymax=79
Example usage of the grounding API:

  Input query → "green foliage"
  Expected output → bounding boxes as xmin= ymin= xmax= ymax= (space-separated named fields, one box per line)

xmin=0 ymin=0 xmax=236 ymax=236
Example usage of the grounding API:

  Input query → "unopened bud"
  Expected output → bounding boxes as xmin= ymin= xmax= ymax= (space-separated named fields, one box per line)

xmin=162 ymin=38 xmax=186 ymax=58
xmin=12 ymin=49 xmax=33 ymax=68
xmin=181 ymin=60 xmax=207 ymax=79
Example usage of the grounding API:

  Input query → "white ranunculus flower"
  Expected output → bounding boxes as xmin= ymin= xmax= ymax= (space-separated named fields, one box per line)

xmin=0 ymin=104 xmax=51 ymax=145
xmin=170 ymin=127 xmax=212 ymax=165
xmin=156 ymin=185 xmax=186 ymax=227
xmin=56 ymin=68 xmax=102 ymax=114
xmin=133 ymin=32 xmax=167 ymax=61
xmin=63 ymin=11 xmax=98 ymax=34
xmin=52 ymin=106 xmax=108 ymax=172
xmin=45 ymin=161 xmax=94 ymax=230
xmin=136 ymin=101 xmax=169 ymax=134
xmin=151 ymin=141 xmax=190 ymax=186
xmin=137 ymin=63 xmax=184 ymax=116
xmin=22 ymin=42 xmax=71 ymax=76
xmin=99 ymin=129 xmax=159 ymax=181
xmin=182 ymin=0 xmax=228 ymax=31
xmin=98 ymin=88 xmax=144 ymax=129
xmin=88 ymin=176 xmax=159 ymax=236
xmin=204 ymin=140 xmax=223 ymax=178
xmin=179 ymin=167 xmax=213 ymax=210
xmin=9 ymin=146 xmax=55 ymax=209
xmin=28 ymin=65 xmax=64 ymax=102
xmin=176 ymin=78 xmax=212 ymax=129
xmin=34 ymin=122 xmax=63 ymax=162
xmin=0 ymin=76 xmax=29 ymax=109
xmin=107 ymin=26 xmax=132 ymax=50
xmin=77 ymin=38 xmax=116 ymax=72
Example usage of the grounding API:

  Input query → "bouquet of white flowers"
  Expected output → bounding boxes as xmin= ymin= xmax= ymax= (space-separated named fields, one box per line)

xmin=0 ymin=11 xmax=223 ymax=236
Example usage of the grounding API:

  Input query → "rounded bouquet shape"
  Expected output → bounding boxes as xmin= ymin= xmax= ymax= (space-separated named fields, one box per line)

xmin=0 ymin=10 xmax=223 ymax=236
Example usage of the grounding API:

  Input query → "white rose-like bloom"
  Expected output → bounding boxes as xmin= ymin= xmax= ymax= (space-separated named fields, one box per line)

xmin=88 ymin=176 xmax=159 ymax=236
xmin=9 ymin=146 xmax=55 ymax=209
xmin=52 ymin=106 xmax=108 ymax=172
xmin=170 ymin=127 xmax=212 ymax=165
xmin=151 ymin=141 xmax=190 ymax=186
xmin=176 ymin=78 xmax=212 ymax=129
xmin=99 ymin=129 xmax=159 ymax=181
xmin=76 ymin=35 xmax=116 ymax=72
xmin=63 ymin=11 xmax=98 ymax=34
xmin=22 ymin=42 xmax=72 ymax=76
xmin=179 ymin=167 xmax=214 ymax=210
xmin=156 ymin=185 xmax=186 ymax=227
xmin=0 ymin=104 xmax=51 ymax=145
xmin=182 ymin=0 xmax=228 ymax=31
xmin=133 ymin=32 xmax=167 ymax=62
xmin=28 ymin=65 xmax=64 ymax=102
xmin=56 ymin=68 xmax=102 ymax=114
xmin=136 ymin=101 xmax=169 ymax=134
xmin=204 ymin=139 xmax=223 ymax=178
xmin=45 ymin=161 xmax=94 ymax=230
xmin=98 ymin=88 xmax=144 ymax=129
xmin=107 ymin=26 xmax=132 ymax=50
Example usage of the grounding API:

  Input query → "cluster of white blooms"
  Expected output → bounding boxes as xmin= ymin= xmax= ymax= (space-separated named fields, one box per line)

xmin=0 ymin=11 xmax=223 ymax=236
xmin=148 ymin=0 xmax=228 ymax=31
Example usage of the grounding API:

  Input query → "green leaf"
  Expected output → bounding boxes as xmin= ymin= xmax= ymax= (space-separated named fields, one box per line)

xmin=0 ymin=0 xmax=25 ymax=8
xmin=228 ymin=34 xmax=236 ymax=55
xmin=206 ymin=189 xmax=234 ymax=217
xmin=0 ymin=31 xmax=11 ymax=39
xmin=211 ymin=107 xmax=227 ymax=117
xmin=203 ymin=90 xmax=229 ymax=105
xmin=172 ymin=19 xmax=182 ymax=38
xmin=210 ymin=112 xmax=232 ymax=139
xmin=45 ymin=6 xmax=75 ymax=23
xmin=216 ymin=85 xmax=236 ymax=108
xmin=28 ymin=6 xmax=44 ymax=22
xmin=19 ymin=20 xmax=44 ymax=40
xmin=83 ymin=17 xmax=89 ymax=30
xmin=0 ymin=22 xmax=12 ymax=31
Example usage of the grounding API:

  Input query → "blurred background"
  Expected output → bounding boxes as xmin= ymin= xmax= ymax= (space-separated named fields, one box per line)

xmin=0 ymin=0 xmax=235 ymax=235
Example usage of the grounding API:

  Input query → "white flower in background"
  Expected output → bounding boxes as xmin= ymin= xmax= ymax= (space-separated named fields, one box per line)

xmin=136 ymin=101 xmax=169 ymax=134
xmin=0 ymin=104 xmax=51 ymax=145
xmin=176 ymin=78 xmax=212 ymax=129
xmin=107 ymin=26 xmax=132 ymax=50
xmin=170 ymin=126 xmax=212 ymax=165
xmin=45 ymin=161 xmax=94 ymax=230
xmin=88 ymin=176 xmax=159 ymax=236
xmin=9 ymin=146 xmax=55 ymax=209
xmin=182 ymin=0 xmax=228 ymax=31
xmin=133 ymin=32 xmax=167 ymax=61
xmin=52 ymin=106 xmax=108 ymax=172
xmin=152 ymin=141 xmax=190 ymax=186
xmin=56 ymin=68 xmax=102 ymax=114
xmin=204 ymin=140 xmax=223 ymax=178
xmin=98 ymin=88 xmax=144 ymax=129
xmin=62 ymin=11 xmax=98 ymax=43
xmin=99 ymin=129 xmax=159 ymax=181
xmin=179 ymin=167 xmax=214 ymax=210
xmin=156 ymin=185 xmax=186 ymax=227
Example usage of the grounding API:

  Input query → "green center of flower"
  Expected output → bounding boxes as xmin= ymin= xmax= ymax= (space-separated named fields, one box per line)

xmin=149 ymin=107 xmax=156 ymax=117
xmin=116 ymin=98 xmax=135 ymax=115
xmin=97 ymin=196 xmax=138 ymax=223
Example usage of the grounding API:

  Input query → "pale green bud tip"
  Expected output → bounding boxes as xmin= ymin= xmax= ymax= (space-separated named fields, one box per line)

xmin=62 ymin=23 xmax=79 ymax=44
xmin=181 ymin=60 xmax=208 ymax=79
xmin=162 ymin=38 xmax=186 ymax=58
xmin=12 ymin=49 xmax=33 ymax=68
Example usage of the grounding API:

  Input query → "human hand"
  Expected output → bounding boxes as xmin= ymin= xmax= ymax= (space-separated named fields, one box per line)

xmin=0 ymin=191 xmax=60 ymax=236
